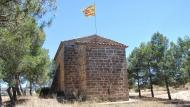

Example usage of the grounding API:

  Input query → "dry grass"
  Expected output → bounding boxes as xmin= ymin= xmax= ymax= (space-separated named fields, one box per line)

xmin=3 ymin=86 xmax=190 ymax=107
xmin=14 ymin=96 xmax=177 ymax=107
xmin=130 ymin=86 xmax=190 ymax=101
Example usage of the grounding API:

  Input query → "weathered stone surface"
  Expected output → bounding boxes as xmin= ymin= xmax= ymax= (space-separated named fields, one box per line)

xmin=52 ymin=35 xmax=129 ymax=101
xmin=85 ymin=46 xmax=128 ymax=100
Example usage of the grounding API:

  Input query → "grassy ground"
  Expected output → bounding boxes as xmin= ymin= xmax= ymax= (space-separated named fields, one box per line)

xmin=15 ymin=96 xmax=176 ymax=107
xmin=2 ymin=87 xmax=190 ymax=107
xmin=3 ymin=95 xmax=189 ymax=107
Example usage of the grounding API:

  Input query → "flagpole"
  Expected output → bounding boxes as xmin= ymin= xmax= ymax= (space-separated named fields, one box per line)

xmin=94 ymin=0 xmax=97 ymax=34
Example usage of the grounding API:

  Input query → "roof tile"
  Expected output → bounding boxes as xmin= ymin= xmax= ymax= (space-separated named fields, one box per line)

xmin=63 ymin=34 xmax=128 ymax=48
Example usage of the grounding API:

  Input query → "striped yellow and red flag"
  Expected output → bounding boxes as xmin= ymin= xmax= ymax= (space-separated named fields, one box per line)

xmin=83 ymin=4 xmax=95 ymax=17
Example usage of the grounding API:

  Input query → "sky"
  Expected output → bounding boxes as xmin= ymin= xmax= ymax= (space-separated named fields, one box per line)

xmin=44 ymin=0 xmax=190 ymax=59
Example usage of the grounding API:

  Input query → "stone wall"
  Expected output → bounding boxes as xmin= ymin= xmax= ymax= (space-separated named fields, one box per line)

xmin=64 ymin=44 xmax=80 ymax=97
xmin=52 ymin=44 xmax=64 ymax=92
xmin=85 ymin=46 xmax=128 ymax=100
xmin=53 ymin=42 xmax=128 ymax=100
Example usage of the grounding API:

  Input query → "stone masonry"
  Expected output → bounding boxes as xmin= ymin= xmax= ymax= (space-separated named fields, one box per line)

xmin=51 ymin=35 xmax=129 ymax=100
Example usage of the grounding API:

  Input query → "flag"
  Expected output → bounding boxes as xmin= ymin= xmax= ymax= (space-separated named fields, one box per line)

xmin=83 ymin=4 xmax=95 ymax=17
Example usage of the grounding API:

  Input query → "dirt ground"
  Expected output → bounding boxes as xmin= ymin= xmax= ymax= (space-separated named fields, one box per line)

xmin=1 ymin=89 xmax=190 ymax=107
xmin=130 ymin=89 xmax=190 ymax=101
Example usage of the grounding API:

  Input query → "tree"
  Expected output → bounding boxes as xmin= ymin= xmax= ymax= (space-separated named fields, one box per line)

xmin=0 ymin=0 xmax=56 ymax=106
xmin=128 ymin=47 xmax=147 ymax=97
xmin=0 ymin=27 xmax=31 ymax=105
xmin=166 ymin=42 xmax=188 ymax=87
xmin=17 ymin=26 xmax=50 ymax=96
xmin=0 ymin=16 xmax=44 ymax=105
xmin=19 ymin=48 xmax=50 ymax=96
xmin=128 ymin=33 xmax=190 ymax=100
xmin=0 ymin=59 xmax=4 ymax=106
xmin=128 ymin=48 xmax=140 ymax=97
xmin=150 ymin=32 xmax=172 ymax=100
xmin=0 ymin=0 xmax=57 ymax=28
xmin=178 ymin=36 xmax=190 ymax=79
xmin=138 ymin=42 xmax=155 ymax=97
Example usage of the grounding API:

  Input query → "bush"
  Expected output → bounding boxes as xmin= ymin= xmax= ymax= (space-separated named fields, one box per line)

xmin=36 ymin=88 xmax=41 ymax=95
xmin=39 ymin=87 xmax=50 ymax=98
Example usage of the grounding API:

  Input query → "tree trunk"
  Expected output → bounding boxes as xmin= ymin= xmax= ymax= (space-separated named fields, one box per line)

xmin=149 ymin=75 xmax=154 ymax=97
xmin=19 ymin=84 xmax=24 ymax=95
xmin=29 ymin=81 xmax=32 ymax=96
xmin=12 ymin=87 xmax=17 ymax=101
xmin=0 ymin=85 xmax=2 ymax=107
xmin=19 ymin=78 xmax=25 ymax=96
xmin=148 ymin=67 xmax=154 ymax=97
xmin=165 ymin=77 xmax=171 ymax=100
xmin=15 ymin=84 xmax=21 ymax=96
xmin=7 ymin=87 xmax=13 ymax=101
xmin=137 ymin=71 xmax=141 ymax=98
xmin=15 ymin=76 xmax=21 ymax=96
xmin=7 ymin=87 xmax=15 ymax=106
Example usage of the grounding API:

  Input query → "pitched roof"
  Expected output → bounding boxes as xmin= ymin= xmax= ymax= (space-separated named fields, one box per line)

xmin=63 ymin=34 xmax=128 ymax=48
xmin=54 ymin=35 xmax=128 ymax=59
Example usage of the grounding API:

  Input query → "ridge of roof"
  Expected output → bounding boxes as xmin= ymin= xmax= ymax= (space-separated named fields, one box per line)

xmin=62 ymin=34 xmax=128 ymax=48
xmin=54 ymin=34 xmax=128 ymax=59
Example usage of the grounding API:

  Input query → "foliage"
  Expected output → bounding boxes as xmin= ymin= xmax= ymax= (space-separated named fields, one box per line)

xmin=0 ymin=59 xmax=4 ymax=79
xmin=0 ymin=24 xmax=32 ymax=86
xmin=19 ymin=49 xmax=50 ymax=85
xmin=0 ymin=0 xmax=57 ymax=28
xmin=0 ymin=0 xmax=56 ymax=105
xmin=179 ymin=37 xmax=190 ymax=77
xmin=128 ymin=32 xmax=190 ymax=99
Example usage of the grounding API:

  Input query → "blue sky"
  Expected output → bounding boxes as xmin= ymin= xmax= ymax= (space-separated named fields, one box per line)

xmin=44 ymin=0 xmax=190 ymax=59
